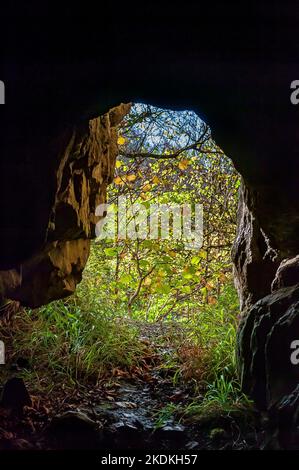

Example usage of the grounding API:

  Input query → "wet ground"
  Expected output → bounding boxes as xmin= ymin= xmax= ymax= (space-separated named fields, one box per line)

xmin=0 ymin=322 xmax=261 ymax=450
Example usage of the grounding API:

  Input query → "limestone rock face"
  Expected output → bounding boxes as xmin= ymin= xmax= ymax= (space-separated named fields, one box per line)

xmin=232 ymin=181 xmax=280 ymax=312
xmin=237 ymin=284 xmax=299 ymax=447
xmin=0 ymin=103 xmax=131 ymax=307
xmin=48 ymin=111 xmax=127 ymax=242
xmin=8 ymin=240 xmax=90 ymax=307
xmin=232 ymin=178 xmax=299 ymax=446
xmin=271 ymin=255 xmax=299 ymax=292
xmin=238 ymin=285 xmax=299 ymax=409
xmin=232 ymin=176 xmax=299 ymax=314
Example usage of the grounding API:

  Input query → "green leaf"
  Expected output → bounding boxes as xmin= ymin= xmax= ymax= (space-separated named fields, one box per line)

xmin=119 ymin=274 xmax=133 ymax=285
xmin=180 ymin=285 xmax=192 ymax=294
xmin=104 ymin=247 xmax=118 ymax=257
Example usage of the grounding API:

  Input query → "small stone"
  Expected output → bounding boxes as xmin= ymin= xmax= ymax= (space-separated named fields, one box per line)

xmin=209 ymin=427 xmax=227 ymax=442
xmin=185 ymin=440 xmax=200 ymax=450
xmin=161 ymin=423 xmax=185 ymax=432
xmin=0 ymin=377 xmax=31 ymax=411
xmin=157 ymin=422 xmax=185 ymax=440
xmin=111 ymin=421 xmax=139 ymax=434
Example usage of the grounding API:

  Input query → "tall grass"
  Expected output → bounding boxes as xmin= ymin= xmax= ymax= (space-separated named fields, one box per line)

xmin=1 ymin=275 xmax=250 ymax=418
xmin=156 ymin=284 xmax=252 ymax=417
xmin=7 ymin=295 xmax=145 ymax=388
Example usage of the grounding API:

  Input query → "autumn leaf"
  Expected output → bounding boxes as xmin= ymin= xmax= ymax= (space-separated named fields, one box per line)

xmin=168 ymin=250 xmax=177 ymax=258
xmin=114 ymin=176 xmax=124 ymax=185
xmin=206 ymin=281 xmax=215 ymax=290
xmin=178 ymin=159 xmax=189 ymax=170
xmin=127 ymin=174 xmax=137 ymax=182
xmin=117 ymin=136 xmax=126 ymax=145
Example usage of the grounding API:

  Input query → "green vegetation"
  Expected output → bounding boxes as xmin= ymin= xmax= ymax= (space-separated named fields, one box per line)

xmin=7 ymin=298 xmax=145 ymax=390
xmin=0 ymin=104 xmax=250 ymax=419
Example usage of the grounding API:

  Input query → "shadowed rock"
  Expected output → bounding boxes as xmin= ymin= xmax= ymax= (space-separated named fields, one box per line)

xmin=46 ymin=410 xmax=101 ymax=449
xmin=0 ymin=377 xmax=31 ymax=412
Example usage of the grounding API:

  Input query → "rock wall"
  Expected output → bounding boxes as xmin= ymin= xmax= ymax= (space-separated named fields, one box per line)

xmin=234 ymin=184 xmax=299 ymax=447
xmin=232 ymin=181 xmax=280 ymax=312
xmin=0 ymin=104 xmax=131 ymax=307
xmin=237 ymin=281 xmax=299 ymax=448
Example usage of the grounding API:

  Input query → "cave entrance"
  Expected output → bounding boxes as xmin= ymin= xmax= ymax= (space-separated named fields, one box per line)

xmin=73 ymin=103 xmax=249 ymax=439
xmin=0 ymin=103 xmax=255 ymax=450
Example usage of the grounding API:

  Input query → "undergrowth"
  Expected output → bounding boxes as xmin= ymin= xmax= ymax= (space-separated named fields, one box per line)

xmin=0 ymin=295 xmax=145 ymax=390
xmin=154 ymin=284 xmax=252 ymax=420
xmin=0 ymin=271 xmax=251 ymax=424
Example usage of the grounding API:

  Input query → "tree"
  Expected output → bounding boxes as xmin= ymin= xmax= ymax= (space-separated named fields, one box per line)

xmin=90 ymin=103 xmax=240 ymax=320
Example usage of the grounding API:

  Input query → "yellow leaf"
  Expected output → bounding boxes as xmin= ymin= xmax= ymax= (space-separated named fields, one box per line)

xmin=114 ymin=176 xmax=124 ymax=185
xmin=178 ymin=159 xmax=189 ymax=170
xmin=115 ymin=160 xmax=122 ymax=168
xmin=157 ymin=270 xmax=166 ymax=278
xmin=144 ymin=277 xmax=152 ymax=286
xmin=142 ymin=183 xmax=152 ymax=192
xmin=152 ymin=176 xmax=160 ymax=184
xmin=206 ymin=281 xmax=215 ymax=290
xmin=140 ymin=193 xmax=148 ymax=200
xmin=127 ymin=174 xmax=137 ymax=182
xmin=168 ymin=250 xmax=177 ymax=258
xmin=117 ymin=136 xmax=126 ymax=145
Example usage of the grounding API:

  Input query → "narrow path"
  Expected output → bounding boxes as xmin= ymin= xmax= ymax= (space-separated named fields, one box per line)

xmin=0 ymin=322 xmax=260 ymax=450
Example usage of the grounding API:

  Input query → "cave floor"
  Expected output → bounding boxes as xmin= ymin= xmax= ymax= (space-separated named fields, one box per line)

xmin=0 ymin=322 xmax=261 ymax=451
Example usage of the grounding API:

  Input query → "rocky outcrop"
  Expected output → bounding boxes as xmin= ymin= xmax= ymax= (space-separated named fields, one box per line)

xmin=232 ymin=181 xmax=280 ymax=312
xmin=8 ymin=240 xmax=90 ymax=307
xmin=48 ymin=110 xmax=129 ymax=242
xmin=237 ymin=284 xmax=299 ymax=448
xmin=271 ymin=255 xmax=299 ymax=292
xmin=0 ymin=104 xmax=131 ymax=307
xmin=233 ymin=181 xmax=299 ymax=446
xmin=238 ymin=285 xmax=299 ymax=409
